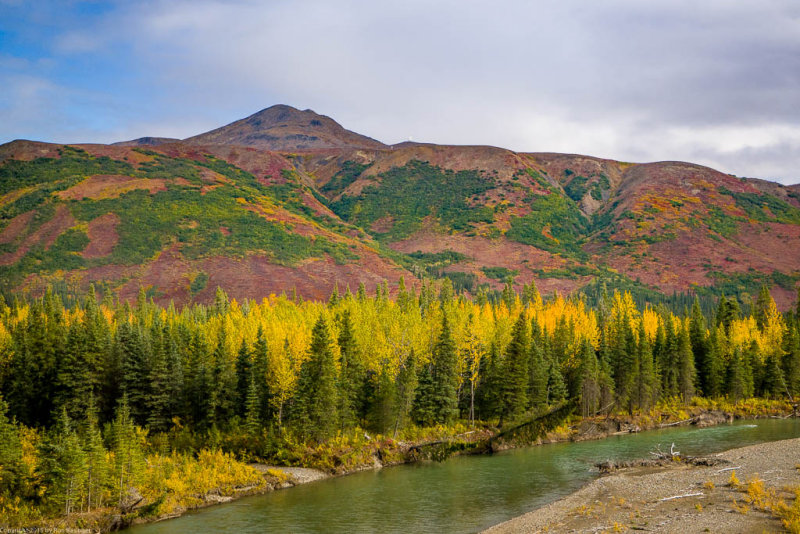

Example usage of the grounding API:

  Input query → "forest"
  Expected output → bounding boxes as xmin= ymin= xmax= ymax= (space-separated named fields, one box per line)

xmin=0 ymin=278 xmax=799 ymax=526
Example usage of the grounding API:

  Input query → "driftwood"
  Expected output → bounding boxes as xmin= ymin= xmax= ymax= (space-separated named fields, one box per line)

xmin=659 ymin=492 xmax=703 ymax=502
xmin=658 ymin=417 xmax=696 ymax=428
xmin=716 ymin=465 xmax=742 ymax=473
xmin=597 ymin=443 xmax=730 ymax=474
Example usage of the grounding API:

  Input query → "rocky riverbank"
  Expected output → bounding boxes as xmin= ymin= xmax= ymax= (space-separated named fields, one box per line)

xmin=484 ymin=437 xmax=800 ymax=533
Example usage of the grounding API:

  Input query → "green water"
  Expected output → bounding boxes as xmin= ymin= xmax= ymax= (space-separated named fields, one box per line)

xmin=129 ymin=419 xmax=800 ymax=533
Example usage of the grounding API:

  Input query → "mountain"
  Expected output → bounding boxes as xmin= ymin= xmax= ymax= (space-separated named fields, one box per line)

xmin=183 ymin=104 xmax=386 ymax=151
xmin=1 ymin=107 xmax=798 ymax=308
xmin=112 ymin=136 xmax=181 ymax=147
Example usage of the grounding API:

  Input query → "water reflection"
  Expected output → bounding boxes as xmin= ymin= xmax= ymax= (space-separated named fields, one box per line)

xmin=129 ymin=419 xmax=800 ymax=534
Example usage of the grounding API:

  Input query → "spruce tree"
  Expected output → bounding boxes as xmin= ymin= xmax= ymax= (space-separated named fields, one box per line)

xmin=633 ymin=322 xmax=656 ymax=412
xmin=578 ymin=341 xmax=600 ymax=417
xmin=611 ymin=313 xmax=636 ymax=410
xmin=412 ymin=364 xmax=437 ymax=426
xmin=527 ymin=340 xmax=549 ymax=410
xmin=705 ymin=324 xmax=727 ymax=398
xmin=677 ymin=326 xmax=696 ymax=403
xmin=547 ymin=359 xmax=568 ymax=405
xmin=291 ymin=315 xmax=339 ymax=441
xmin=394 ymin=351 xmax=418 ymax=434
xmin=117 ymin=321 xmax=150 ymax=426
xmin=429 ymin=314 xmax=459 ymax=424
xmin=80 ymin=397 xmax=110 ymax=512
xmin=244 ymin=376 xmax=261 ymax=436
xmin=337 ymin=310 xmax=365 ymax=430
xmin=108 ymin=396 xmax=145 ymax=508
xmin=235 ymin=339 xmax=253 ymax=418
xmin=146 ymin=330 xmax=171 ymax=432
xmin=782 ymin=322 xmax=800 ymax=396
xmin=754 ymin=285 xmax=773 ymax=330
xmin=726 ymin=348 xmax=748 ymax=401
xmin=0 ymin=396 xmax=24 ymax=496
xmin=252 ymin=327 xmax=271 ymax=424
xmin=689 ymin=298 xmax=710 ymax=395
xmin=54 ymin=322 xmax=93 ymax=421
xmin=476 ymin=342 xmax=501 ymax=420
xmin=38 ymin=408 xmax=87 ymax=515
xmin=366 ymin=368 xmax=397 ymax=434
xmin=210 ymin=326 xmax=236 ymax=426
xmin=499 ymin=313 xmax=529 ymax=424
xmin=762 ymin=351 xmax=787 ymax=399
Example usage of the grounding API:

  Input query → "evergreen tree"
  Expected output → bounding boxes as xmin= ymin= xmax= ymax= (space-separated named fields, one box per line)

xmin=235 ymin=339 xmax=253 ymax=418
xmin=782 ymin=322 xmax=800 ymax=396
xmin=716 ymin=295 xmax=740 ymax=333
xmin=546 ymin=359 xmax=568 ymax=405
xmin=38 ymin=408 xmax=87 ymax=515
xmin=501 ymin=278 xmax=516 ymax=310
xmin=252 ymin=326 xmax=271 ymax=424
xmin=53 ymin=322 xmax=94 ymax=421
xmin=754 ymin=285 xmax=773 ymax=330
xmin=366 ymin=367 xmax=397 ymax=434
xmin=611 ymin=313 xmax=636 ymax=410
xmin=689 ymin=297 xmax=710 ymax=395
xmin=210 ymin=326 xmax=236 ymax=426
xmin=146 ymin=328 xmax=171 ymax=432
xmin=356 ymin=282 xmax=367 ymax=301
xmin=658 ymin=317 xmax=680 ymax=398
xmin=746 ymin=340 xmax=764 ymax=396
xmin=214 ymin=286 xmax=230 ymax=316
xmin=0 ymin=396 xmax=24 ymax=496
xmin=412 ymin=364 xmax=437 ymax=426
xmin=337 ymin=311 xmax=365 ymax=430
xmin=108 ymin=396 xmax=145 ymax=508
xmin=328 ymin=282 xmax=340 ymax=307
xmin=633 ymin=322 xmax=656 ymax=411
xmin=291 ymin=315 xmax=339 ymax=441
xmin=499 ymin=313 xmax=529 ymax=424
xmin=394 ymin=351 xmax=418 ymax=435
xmin=476 ymin=342 xmax=501 ymax=420
xmin=762 ymin=351 xmax=787 ymax=399
xmin=429 ymin=314 xmax=459 ymax=424
xmin=726 ymin=348 xmax=749 ymax=401
xmin=527 ymin=340 xmax=549 ymax=410
xmin=7 ymin=299 xmax=62 ymax=426
xmin=577 ymin=341 xmax=600 ymax=417
xmin=705 ymin=324 xmax=727 ymax=398
xmin=80 ymin=397 xmax=110 ymax=512
xmin=438 ymin=277 xmax=454 ymax=305
xmin=677 ymin=326 xmax=696 ymax=402
xmin=117 ymin=321 xmax=150 ymax=426
xmin=243 ymin=376 xmax=261 ymax=436
xmin=163 ymin=324 xmax=185 ymax=424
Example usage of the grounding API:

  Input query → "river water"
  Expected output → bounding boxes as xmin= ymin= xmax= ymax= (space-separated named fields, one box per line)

xmin=129 ymin=418 xmax=800 ymax=533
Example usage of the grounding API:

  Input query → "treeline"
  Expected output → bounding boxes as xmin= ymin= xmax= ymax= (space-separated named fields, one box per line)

xmin=0 ymin=281 xmax=799 ymax=518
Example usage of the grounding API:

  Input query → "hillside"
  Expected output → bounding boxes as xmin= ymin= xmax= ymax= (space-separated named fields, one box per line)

xmin=1 ymin=108 xmax=798 ymax=308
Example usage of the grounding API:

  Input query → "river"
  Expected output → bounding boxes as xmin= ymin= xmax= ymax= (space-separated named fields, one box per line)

xmin=128 ymin=418 xmax=800 ymax=533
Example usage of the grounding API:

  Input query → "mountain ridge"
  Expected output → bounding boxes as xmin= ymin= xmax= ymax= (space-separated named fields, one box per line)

xmin=1 ymin=107 xmax=798 ymax=309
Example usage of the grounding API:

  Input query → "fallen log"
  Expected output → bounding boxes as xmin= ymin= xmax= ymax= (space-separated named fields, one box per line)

xmin=659 ymin=492 xmax=703 ymax=502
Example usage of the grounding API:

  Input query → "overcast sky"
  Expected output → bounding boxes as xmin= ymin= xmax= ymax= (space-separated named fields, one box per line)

xmin=1 ymin=0 xmax=798 ymax=185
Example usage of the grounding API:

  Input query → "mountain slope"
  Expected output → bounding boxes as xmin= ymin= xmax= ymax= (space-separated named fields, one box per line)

xmin=0 ymin=141 xmax=410 ymax=304
xmin=1 ymin=107 xmax=798 ymax=308
xmin=183 ymin=104 xmax=386 ymax=151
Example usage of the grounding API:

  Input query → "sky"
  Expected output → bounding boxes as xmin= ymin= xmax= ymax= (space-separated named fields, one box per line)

xmin=1 ymin=0 xmax=798 ymax=185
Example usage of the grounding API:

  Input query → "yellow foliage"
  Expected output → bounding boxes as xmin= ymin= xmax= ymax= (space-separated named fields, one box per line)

xmin=141 ymin=449 xmax=265 ymax=516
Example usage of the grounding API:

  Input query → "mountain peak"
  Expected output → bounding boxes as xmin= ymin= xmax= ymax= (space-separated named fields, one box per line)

xmin=184 ymin=105 xmax=386 ymax=151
